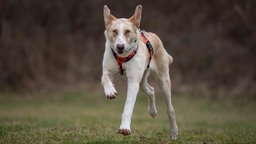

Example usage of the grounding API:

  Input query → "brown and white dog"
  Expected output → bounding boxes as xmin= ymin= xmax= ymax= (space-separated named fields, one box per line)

xmin=101 ymin=5 xmax=178 ymax=139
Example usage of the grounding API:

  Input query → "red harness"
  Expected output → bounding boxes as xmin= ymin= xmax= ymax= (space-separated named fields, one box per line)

xmin=139 ymin=28 xmax=154 ymax=68
xmin=111 ymin=28 xmax=154 ymax=75
xmin=111 ymin=48 xmax=138 ymax=75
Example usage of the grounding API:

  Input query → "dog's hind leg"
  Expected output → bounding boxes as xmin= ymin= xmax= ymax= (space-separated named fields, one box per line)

xmin=153 ymin=59 xmax=178 ymax=140
xmin=140 ymin=70 xmax=157 ymax=118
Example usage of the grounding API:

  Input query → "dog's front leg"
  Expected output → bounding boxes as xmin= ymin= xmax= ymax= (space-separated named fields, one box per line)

xmin=101 ymin=69 xmax=117 ymax=99
xmin=118 ymin=77 xmax=140 ymax=135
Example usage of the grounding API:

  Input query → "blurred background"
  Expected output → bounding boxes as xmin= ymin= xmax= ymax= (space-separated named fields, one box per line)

xmin=0 ymin=0 xmax=255 ymax=97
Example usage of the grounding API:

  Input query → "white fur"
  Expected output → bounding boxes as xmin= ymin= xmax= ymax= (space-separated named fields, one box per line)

xmin=115 ymin=23 xmax=126 ymax=47
xmin=102 ymin=29 xmax=146 ymax=132
xmin=102 ymin=5 xmax=178 ymax=140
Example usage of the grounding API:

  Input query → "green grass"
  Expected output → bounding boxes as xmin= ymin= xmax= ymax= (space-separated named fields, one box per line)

xmin=0 ymin=91 xmax=255 ymax=144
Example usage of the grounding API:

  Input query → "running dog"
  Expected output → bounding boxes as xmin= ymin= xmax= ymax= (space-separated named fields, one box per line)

xmin=101 ymin=5 xmax=178 ymax=139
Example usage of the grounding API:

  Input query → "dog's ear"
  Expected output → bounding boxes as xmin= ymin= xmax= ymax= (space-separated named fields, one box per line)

xmin=103 ymin=5 xmax=116 ymax=29
xmin=129 ymin=5 xmax=142 ymax=28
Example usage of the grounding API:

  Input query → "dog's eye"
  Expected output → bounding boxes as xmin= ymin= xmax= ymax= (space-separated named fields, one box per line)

xmin=112 ymin=29 xmax=118 ymax=35
xmin=125 ymin=30 xmax=130 ymax=35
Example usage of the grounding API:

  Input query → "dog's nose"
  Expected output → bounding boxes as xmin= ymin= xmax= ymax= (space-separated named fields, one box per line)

xmin=116 ymin=44 xmax=125 ymax=50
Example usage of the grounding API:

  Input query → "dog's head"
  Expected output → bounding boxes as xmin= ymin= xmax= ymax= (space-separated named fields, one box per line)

xmin=103 ymin=5 xmax=142 ymax=56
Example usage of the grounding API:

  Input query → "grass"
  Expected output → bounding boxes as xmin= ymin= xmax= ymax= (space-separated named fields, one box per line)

xmin=0 ymin=91 xmax=255 ymax=144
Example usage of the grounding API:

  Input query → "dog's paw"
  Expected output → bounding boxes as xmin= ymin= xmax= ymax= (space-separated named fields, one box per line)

xmin=170 ymin=128 xmax=178 ymax=140
xmin=104 ymin=85 xmax=118 ymax=99
xmin=118 ymin=128 xmax=131 ymax=136
xmin=106 ymin=92 xmax=118 ymax=99
xmin=148 ymin=106 xmax=157 ymax=118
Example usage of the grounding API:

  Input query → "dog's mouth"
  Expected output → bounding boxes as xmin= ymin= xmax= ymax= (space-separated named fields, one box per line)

xmin=117 ymin=49 xmax=124 ymax=54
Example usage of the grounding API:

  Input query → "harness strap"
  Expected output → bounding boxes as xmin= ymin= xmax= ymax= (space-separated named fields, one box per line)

xmin=139 ymin=28 xmax=154 ymax=68
xmin=111 ymin=48 xmax=138 ymax=75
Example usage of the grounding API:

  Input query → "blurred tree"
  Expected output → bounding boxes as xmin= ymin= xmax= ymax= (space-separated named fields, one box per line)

xmin=0 ymin=0 xmax=255 ymax=96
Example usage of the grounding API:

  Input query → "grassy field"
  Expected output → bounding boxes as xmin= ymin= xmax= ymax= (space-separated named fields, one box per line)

xmin=0 ymin=91 xmax=255 ymax=144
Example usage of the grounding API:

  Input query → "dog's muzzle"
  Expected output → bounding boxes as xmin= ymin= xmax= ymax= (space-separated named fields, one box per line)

xmin=116 ymin=44 xmax=125 ymax=54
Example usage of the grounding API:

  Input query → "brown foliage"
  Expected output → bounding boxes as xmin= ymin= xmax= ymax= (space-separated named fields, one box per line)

xmin=0 ymin=0 xmax=255 ymax=95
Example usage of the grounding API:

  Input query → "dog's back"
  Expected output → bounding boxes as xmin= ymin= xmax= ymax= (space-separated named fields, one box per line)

xmin=138 ymin=31 xmax=174 ymax=69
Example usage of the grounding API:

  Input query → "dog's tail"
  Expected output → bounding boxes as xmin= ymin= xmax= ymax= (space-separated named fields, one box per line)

xmin=169 ymin=55 xmax=173 ymax=65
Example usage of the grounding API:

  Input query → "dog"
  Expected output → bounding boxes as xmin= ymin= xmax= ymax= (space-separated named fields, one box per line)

xmin=101 ymin=5 xmax=178 ymax=139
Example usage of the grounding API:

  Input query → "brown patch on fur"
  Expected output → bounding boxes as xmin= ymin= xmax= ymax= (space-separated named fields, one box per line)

xmin=103 ymin=5 xmax=117 ymax=30
xmin=129 ymin=5 xmax=142 ymax=28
